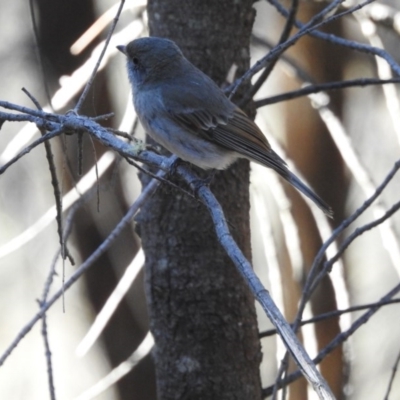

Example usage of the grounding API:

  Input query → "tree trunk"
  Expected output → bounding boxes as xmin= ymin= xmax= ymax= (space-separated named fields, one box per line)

xmin=136 ymin=1 xmax=262 ymax=399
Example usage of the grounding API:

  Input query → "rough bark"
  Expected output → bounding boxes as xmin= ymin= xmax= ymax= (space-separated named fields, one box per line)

xmin=136 ymin=1 xmax=263 ymax=399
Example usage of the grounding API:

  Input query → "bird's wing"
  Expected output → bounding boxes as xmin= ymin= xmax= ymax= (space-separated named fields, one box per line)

xmin=162 ymin=83 xmax=288 ymax=174
xmin=160 ymin=83 xmax=332 ymax=216
xmin=160 ymin=80 xmax=234 ymax=129
xmin=207 ymin=108 xmax=289 ymax=174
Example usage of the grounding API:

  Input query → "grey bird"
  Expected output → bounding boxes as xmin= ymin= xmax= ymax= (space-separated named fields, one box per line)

xmin=117 ymin=37 xmax=332 ymax=217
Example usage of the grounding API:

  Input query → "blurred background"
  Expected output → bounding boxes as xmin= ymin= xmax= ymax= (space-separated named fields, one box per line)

xmin=1 ymin=0 xmax=400 ymax=399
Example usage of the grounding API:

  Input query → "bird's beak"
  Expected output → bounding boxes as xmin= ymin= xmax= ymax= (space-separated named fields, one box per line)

xmin=116 ymin=45 xmax=127 ymax=55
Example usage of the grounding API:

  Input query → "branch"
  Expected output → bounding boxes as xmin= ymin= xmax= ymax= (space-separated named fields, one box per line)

xmin=176 ymin=165 xmax=335 ymax=399
xmin=262 ymin=282 xmax=400 ymax=397
xmin=228 ymin=0 xmax=347 ymax=98
xmin=0 ymin=127 xmax=64 ymax=174
xmin=0 ymin=156 xmax=173 ymax=367
xmin=238 ymin=0 xmax=299 ymax=106
xmin=267 ymin=0 xmax=400 ymax=76
xmin=384 ymin=347 xmax=400 ymax=400
xmin=259 ymin=298 xmax=400 ymax=338
xmin=74 ymin=0 xmax=126 ymax=112
xmin=254 ymin=77 xmax=400 ymax=108
xmin=0 ymin=104 xmax=334 ymax=397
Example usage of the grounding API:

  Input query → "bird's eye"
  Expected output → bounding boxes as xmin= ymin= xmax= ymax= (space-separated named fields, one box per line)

xmin=132 ymin=57 xmax=139 ymax=65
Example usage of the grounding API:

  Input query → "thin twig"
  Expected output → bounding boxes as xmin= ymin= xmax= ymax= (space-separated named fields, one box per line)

xmin=316 ymin=197 xmax=400 ymax=285
xmin=38 ymin=202 xmax=84 ymax=400
xmin=228 ymin=0 xmax=347 ymax=98
xmin=39 ymin=306 xmax=56 ymax=400
xmin=260 ymin=298 xmax=400 ymax=339
xmin=77 ymin=132 xmax=84 ymax=176
xmin=123 ymin=156 xmax=195 ymax=200
xmin=267 ymin=0 xmax=400 ymax=76
xmin=28 ymin=0 xmax=53 ymax=110
xmin=21 ymin=88 xmax=74 ymax=264
xmin=254 ymin=77 xmax=400 ymax=108
xmin=87 ymin=135 xmax=100 ymax=212
xmin=384 ymin=347 xmax=400 ymax=400
xmin=0 ymin=100 xmax=61 ymax=120
xmin=0 ymin=156 xmax=174 ymax=367
xmin=239 ymin=0 xmax=299 ymax=106
xmin=22 ymin=87 xmax=42 ymax=110
xmin=0 ymin=128 xmax=64 ymax=174
xmin=90 ymin=112 xmax=114 ymax=121
xmin=74 ymin=0 xmax=126 ymax=112
xmin=262 ymin=282 xmax=400 ymax=397
xmin=108 ymin=128 xmax=135 ymax=140
xmin=293 ymin=159 xmax=400 ymax=332
xmin=38 ymin=250 xmax=61 ymax=400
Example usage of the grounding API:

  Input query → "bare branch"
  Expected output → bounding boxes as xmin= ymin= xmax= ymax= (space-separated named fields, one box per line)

xmin=228 ymin=0 xmax=347 ymax=98
xmin=293 ymin=158 xmax=400 ymax=332
xmin=239 ymin=0 xmax=299 ymax=106
xmin=0 ymin=127 xmax=64 ymax=174
xmin=74 ymin=0 xmax=126 ymax=112
xmin=384 ymin=347 xmax=400 ymax=400
xmin=176 ymin=164 xmax=335 ymax=399
xmin=0 ymin=102 xmax=334 ymax=396
xmin=0 ymin=156 xmax=173 ymax=367
xmin=254 ymin=77 xmax=400 ymax=107
xmin=262 ymin=282 xmax=400 ymax=397
xmin=265 ymin=0 xmax=400 ymax=75
xmin=260 ymin=298 xmax=400 ymax=339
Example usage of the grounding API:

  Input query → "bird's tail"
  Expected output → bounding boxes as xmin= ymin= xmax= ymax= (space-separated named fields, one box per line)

xmin=285 ymin=171 xmax=333 ymax=218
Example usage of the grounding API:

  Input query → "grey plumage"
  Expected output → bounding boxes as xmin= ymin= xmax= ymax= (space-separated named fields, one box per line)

xmin=117 ymin=37 xmax=332 ymax=217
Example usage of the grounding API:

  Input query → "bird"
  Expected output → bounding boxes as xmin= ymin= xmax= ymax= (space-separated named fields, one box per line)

xmin=117 ymin=37 xmax=332 ymax=217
